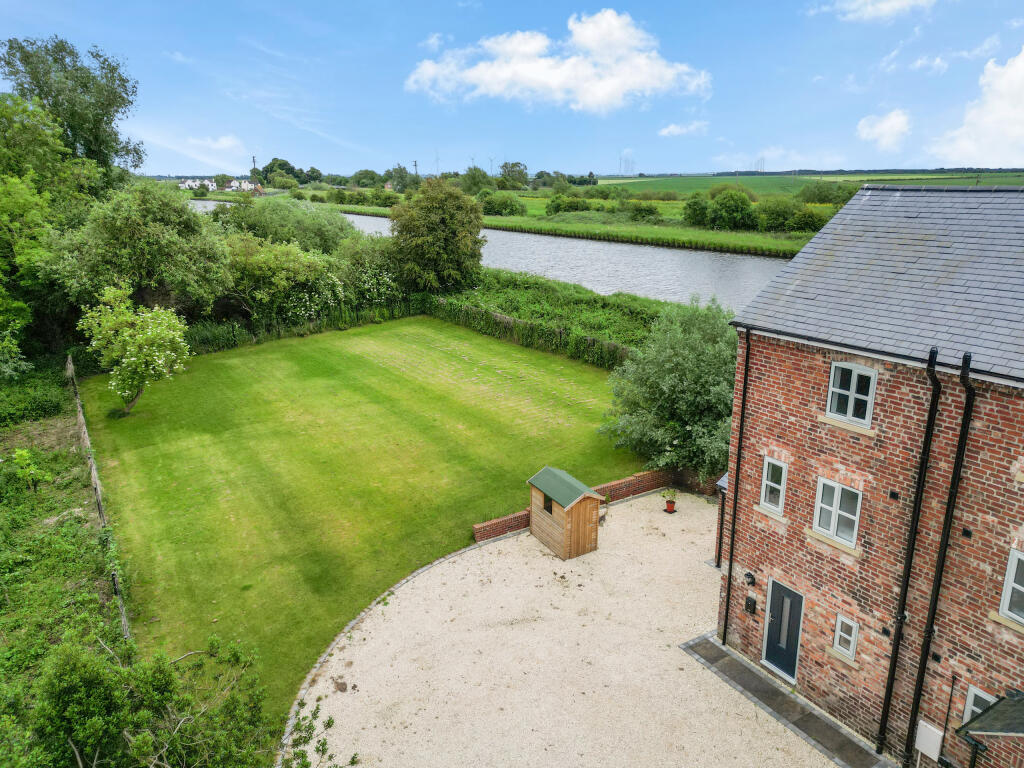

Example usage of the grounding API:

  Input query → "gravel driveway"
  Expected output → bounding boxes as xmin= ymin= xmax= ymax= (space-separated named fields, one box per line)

xmin=300 ymin=492 xmax=832 ymax=768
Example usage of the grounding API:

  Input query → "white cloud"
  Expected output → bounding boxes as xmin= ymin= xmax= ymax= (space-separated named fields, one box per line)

xmin=405 ymin=9 xmax=710 ymax=114
xmin=420 ymin=33 xmax=444 ymax=51
xmin=856 ymin=108 xmax=911 ymax=150
xmin=163 ymin=51 xmax=193 ymax=64
xmin=811 ymin=73 xmax=825 ymax=82
xmin=953 ymin=34 xmax=999 ymax=60
xmin=911 ymin=55 xmax=948 ymax=74
xmin=930 ymin=45 xmax=1024 ymax=166
xmin=1009 ymin=18 xmax=1024 ymax=29
xmin=842 ymin=73 xmax=870 ymax=93
xmin=811 ymin=0 xmax=935 ymax=22
xmin=658 ymin=120 xmax=708 ymax=137
xmin=879 ymin=26 xmax=920 ymax=72
xmin=135 ymin=129 xmax=250 ymax=173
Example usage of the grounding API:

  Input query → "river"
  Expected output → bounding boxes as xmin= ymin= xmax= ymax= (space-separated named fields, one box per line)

xmin=342 ymin=213 xmax=784 ymax=312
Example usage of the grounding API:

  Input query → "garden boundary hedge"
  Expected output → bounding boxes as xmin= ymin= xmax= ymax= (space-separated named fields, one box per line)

xmin=65 ymin=355 xmax=132 ymax=640
xmin=425 ymin=296 xmax=632 ymax=370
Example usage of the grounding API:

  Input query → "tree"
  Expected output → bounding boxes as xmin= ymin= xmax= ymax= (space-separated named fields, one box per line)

xmin=477 ymin=189 xmax=526 ymax=216
xmin=268 ymin=170 xmax=299 ymax=190
xmin=458 ymin=166 xmax=494 ymax=196
xmin=1 ymin=36 xmax=144 ymax=169
xmin=682 ymin=192 xmax=710 ymax=226
xmin=707 ymin=189 xmax=758 ymax=231
xmin=389 ymin=178 xmax=484 ymax=293
xmin=192 ymin=184 xmax=208 ymax=198
xmin=55 ymin=181 xmax=228 ymax=313
xmin=757 ymin=196 xmax=800 ymax=232
xmin=78 ymin=287 xmax=190 ymax=413
xmin=349 ymin=169 xmax=382 ymax=188
xmin=786 ymin=206 xmax=828 ymax=232
xmin=305 ymin=166 xmax=322 ymax=183
xmin=385 ymin=164 xmax=420 ymax=193
xmin=602 ymin=302 xmax=736 ymax=479
xmin=498 ymin=161 xmax=528 ymax=189
xmin=214 ymin=173 xmax=232 ymax=189
xmin=708 ymin=182 xmax=757 ymax=202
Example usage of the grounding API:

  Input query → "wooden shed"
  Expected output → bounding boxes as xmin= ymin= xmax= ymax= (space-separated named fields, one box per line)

xmin=528 ymin=466 xmax=602 ymax=560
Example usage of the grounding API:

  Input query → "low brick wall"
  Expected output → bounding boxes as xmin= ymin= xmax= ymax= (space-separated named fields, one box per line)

xmin=472 ymin=509 xmax=531 ymax=542
xmin=472 ymin=468 xmax=718 ymax=543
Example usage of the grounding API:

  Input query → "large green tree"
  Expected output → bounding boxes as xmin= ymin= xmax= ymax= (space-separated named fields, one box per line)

xmin=389 ymin=178 xmax=484 ymax=293
xmin=458 ymin=165 xmax=494 ymax=196
xmin=602 ymin=301 xmax=737 ymax=478
xmin=0 ymin=36 xmax=144 ymax=169
xmin=498 ymin=161 xmax=528 ymax=189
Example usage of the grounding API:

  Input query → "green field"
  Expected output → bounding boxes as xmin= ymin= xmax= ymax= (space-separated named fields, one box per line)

xmin=80 ymin=317 xmax=641 ymax=717
xmin=596 ymin=170 xmax=1024 ymax=195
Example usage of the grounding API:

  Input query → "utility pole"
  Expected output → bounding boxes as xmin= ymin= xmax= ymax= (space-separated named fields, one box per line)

xmin=489 ymin=156 xmax=494 ymax=175
xmin=413 ymin=160 xmax=418 ymax=177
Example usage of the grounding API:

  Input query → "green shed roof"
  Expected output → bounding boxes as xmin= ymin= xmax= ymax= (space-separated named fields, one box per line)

xmin=528 ymin=466 xmax=599 ymax=509
xmin=958 ymin=692 xmax=1024 ymax=741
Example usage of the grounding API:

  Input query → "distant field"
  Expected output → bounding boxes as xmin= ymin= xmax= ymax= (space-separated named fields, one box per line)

xmin=597 ymin=171 xmax=1024 ymax=195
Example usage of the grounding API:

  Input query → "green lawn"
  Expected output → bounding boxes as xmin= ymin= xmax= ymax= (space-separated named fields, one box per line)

xmin=80 ymin=317 xmax=641 ymax=717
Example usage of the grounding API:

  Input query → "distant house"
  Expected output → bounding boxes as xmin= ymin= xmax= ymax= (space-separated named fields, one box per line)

xmin=384 ymin=181 xmax=393 ymax=191
xmin=717 ymin=186 xmax=1024 ymax=768
xmin=202 ymin=179 xmax=217 ymax=191
xmin=178 ymin=178 xmax=201 ymax=190
xmin=237 ymin=180 xmax=255 ymax=192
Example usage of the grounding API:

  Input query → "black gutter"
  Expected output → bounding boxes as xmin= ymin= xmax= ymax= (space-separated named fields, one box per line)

xmin=901 ymin=352 xmax=975 ymax=767
xmin=715 ymin=489 xmax=726 ymax=568
xmin=728 ymin=322 xmax=1022 ymax=388
xmin=721 ymin=328 xmax=752 ymax=645
xmin=876 ymin=347 xmax=942 ymax=754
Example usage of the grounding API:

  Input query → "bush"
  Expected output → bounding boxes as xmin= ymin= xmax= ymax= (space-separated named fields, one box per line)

xmin=288 ymin=188 xmax=306 ymax=200
xmin=0 ymin=366 xmax=66 ymax=427
xmin=797 ymin=180 xmax=858 ymax=205
xmin=627 ymin=201 xmax=660 ymax=222
xmin=478 ymin=190 xmax=527 ymax=216
xmin=757 ymin=196 xmax=801 ymax=232
xmin=786 ymin=206 xmax=828 ymax=232
xmin=215 ymin=196 xmax=355 ymax=254
xmin=308 ymin=193 xmax=325 ymax=203
xmin=191 ymin=185 xmax=208 ymax=198
xmin=369 ymin=188 xmax=400 ymax=207
xmin=707 ymin=189 xmax=758 ymax=231
xmin=602 ymin=301 xmax=736 ymax=479
xmin=545 ymin=194 xmax=590 ymax=215
xmin=389 ymin=178 xmax=484 ymax=293
xmin=682 ymin=192 xmax=710 ymax=226
xmin=708 ymin=182 xmax=757 ymax=202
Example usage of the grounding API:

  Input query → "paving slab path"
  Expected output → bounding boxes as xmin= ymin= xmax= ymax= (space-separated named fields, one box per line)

xmin=300 ymin=493 xmax=833 ymax=768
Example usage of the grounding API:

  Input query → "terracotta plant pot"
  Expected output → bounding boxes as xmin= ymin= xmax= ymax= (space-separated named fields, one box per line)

xmin=665 ymin=499 xmax=676 ymax=514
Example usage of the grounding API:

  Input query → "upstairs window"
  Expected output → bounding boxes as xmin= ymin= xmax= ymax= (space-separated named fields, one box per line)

xmin=826 ymin=362 xmax=877 ymax=427
xmin=964 ymin=685 xmax=997 ymax=724
xmin=543 ymin=494 xmax=553 ymax=514
xmin=1000 ymin=549 xmax=1024 ymax=625
xmin=832 ymin=615 xmax=859 ymax=659
xmin=814 ymin=478 xmax=862 ymax=546
xmin=760 ymin=458 xmax=788 ymax=513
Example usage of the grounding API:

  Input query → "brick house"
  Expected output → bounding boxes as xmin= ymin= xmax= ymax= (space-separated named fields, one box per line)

xmin=716 ymin=186 xmax=1024 ymax=768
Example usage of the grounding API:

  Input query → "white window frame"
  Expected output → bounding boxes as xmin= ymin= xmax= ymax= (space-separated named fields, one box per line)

xmin=999 ymin=548 xmax=1024 ymax=626
xmin=813 ymin=478 xmax=862 ymax=546
xmin=760 ymin=457 xmax=788 ymax=514
xmin=832 ymin=614 xmax=859 ymax=660
xmin=826 ymin=361 xmax=877 ymax=427
xmin=963 ymin=684 xmax=997 ymax=724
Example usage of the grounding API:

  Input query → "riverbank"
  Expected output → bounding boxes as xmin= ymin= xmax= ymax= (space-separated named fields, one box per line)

xmin=334 ymin=204 xmax=808 ymax=257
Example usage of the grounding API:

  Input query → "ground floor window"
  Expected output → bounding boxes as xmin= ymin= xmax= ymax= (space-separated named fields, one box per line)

xmin=543 ymin=494 xmax=553 ymax=514
xmin=964 ymin=685 xmax=998 ymax=723
xmin=832 ymin=614 xmax=859 ymax=659
xmin=1000 ymin=548 xmax=1024 ymax=624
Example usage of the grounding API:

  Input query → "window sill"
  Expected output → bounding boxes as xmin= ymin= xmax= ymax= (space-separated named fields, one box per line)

xmin=753 ymin=503 xmax=786 ymax=522
xmin=817 ymin=413 xmax=877 ymax=438
xmin=804 ymin=527 xmax=863 ymax=559
xmin=988 ymin=610 xmax=1024 ymax=636
xmin=825 ymin=646 xmax=860 ymax=669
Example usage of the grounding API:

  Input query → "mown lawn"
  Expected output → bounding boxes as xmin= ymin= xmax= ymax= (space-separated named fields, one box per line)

xmin=80 ymin=317 xmax=641 ymax=717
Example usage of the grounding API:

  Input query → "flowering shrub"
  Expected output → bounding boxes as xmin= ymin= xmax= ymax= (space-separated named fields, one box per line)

xmin=78 ymin=288 xmax=190 ymax=413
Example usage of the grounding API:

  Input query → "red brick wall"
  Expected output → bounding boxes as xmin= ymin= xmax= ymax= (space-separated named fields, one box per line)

xmin=718 ymin=332 xmax=1024 ymax=766
xmin=473 ymin=468 xmax=718 ymax=543
xmin=472 ymin=509 xmax=530 ymax=542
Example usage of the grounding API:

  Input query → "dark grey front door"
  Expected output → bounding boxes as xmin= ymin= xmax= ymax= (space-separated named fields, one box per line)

xmin=764 ymin=581 xmax=803 ymax=679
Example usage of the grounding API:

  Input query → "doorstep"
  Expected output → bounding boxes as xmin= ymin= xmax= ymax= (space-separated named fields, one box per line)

xmin=681 ymin=632 xmax=895 ymax=768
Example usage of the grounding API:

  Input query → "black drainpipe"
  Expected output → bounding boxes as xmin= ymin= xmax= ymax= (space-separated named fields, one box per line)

xmin=721 ymin=328 xmax=752 ymax=645
xmin=875 ymin=347 xmax=942 ymax=754
xmin=715 ymin=488 xmax=726 ymax=568
xmin=902 ymin=353 xmax=975 ymax=767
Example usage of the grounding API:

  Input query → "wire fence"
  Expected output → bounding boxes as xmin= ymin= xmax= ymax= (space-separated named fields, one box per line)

xmin=65 ymin=354 xmax=132 ymax=641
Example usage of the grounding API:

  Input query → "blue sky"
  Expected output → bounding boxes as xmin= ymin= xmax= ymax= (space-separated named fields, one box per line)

xmin=3 ymin=0 xmax=1023 ymax=175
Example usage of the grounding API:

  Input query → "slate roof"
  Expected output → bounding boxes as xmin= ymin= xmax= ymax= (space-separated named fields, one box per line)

xmin=527 ymin=466 xmax=599 ymax=509
xmin=957 ymin=691 xmax=1024 ymax=739
xmin=733 ymin=185 xmax=1024 ymax=384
